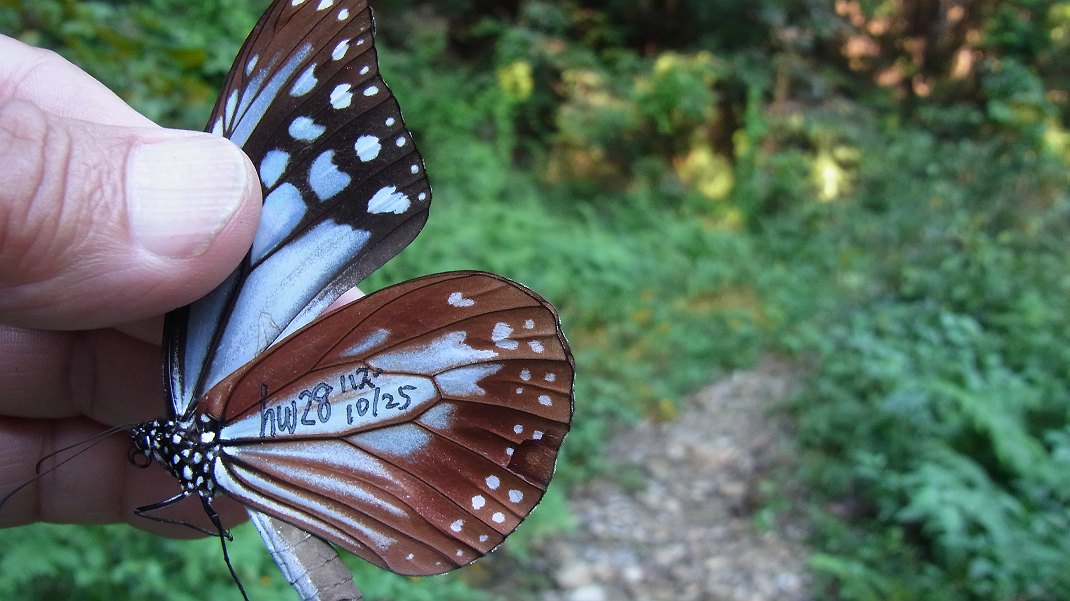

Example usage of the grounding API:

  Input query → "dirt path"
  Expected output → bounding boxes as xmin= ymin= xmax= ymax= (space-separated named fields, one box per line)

xmin=494 ymin=357 xmax=813 ymax=601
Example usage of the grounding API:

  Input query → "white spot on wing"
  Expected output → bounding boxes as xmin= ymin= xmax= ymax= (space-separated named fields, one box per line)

xmin=332 ymin=39 xmax=350 ymax=61
xmin=486 ymin=475 xmax=500 ymax=490
xmin=492 ymin=512 xmax=505 ymax=524
xmin=367 ymin=186 xmax=411 ymax=214
xmin=330 ymin=84 xmax=353 ymax=109
xmin=450 ymin=519 xmax=463 ymax=533
xmin=309 ymin=150 xmax=352 ymax=201
xmin=354 ymin=135 xmax=381 ymax=162
xmin=289 ymin=116 xmax=325 ymax=141
xmin=520 ymin=369 xmax=531 ymax=381
xmin=472 ymin=495 xmax=486 ymax=510
xmin=538 ymin=395 xmax=553 ymax=406
xmin=508 ymin=490 xmax=523 ymax=504
xmin=492 ymin=323 xmax=518 ymax=350
xmin=529 ymin=340 xmax=545 ymax=353
xmin=448 ymin=292 xmax=474 ymax=307
xmin=317 ymin=0 xmax=334 ymax=9
xmin=364 ymin=85 xmax=379 ymax=96
xmin=259 ymin=150 xmax=289 ymax=188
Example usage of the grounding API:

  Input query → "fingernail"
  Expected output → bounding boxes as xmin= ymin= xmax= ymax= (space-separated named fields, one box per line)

xmin=127 ymin=135 xmax=251 ymax=257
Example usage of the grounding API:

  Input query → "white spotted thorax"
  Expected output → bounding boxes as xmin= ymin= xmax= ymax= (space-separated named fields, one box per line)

xmin=133 ymin=414 xmax=222 ymax=498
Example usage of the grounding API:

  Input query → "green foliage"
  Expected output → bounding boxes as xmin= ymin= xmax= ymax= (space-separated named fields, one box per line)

xmin=0 ymin=523 xmax=292 ymax=601
xmin=0 ymin=0 xmax=266 ymax=128
xmin=3 ymin=1 xmax=1070 ymax=601
xmin=789 ymin=125 xmax=1070 ymax=599
xmin=0 ymin=522 xmax=494 ymax=601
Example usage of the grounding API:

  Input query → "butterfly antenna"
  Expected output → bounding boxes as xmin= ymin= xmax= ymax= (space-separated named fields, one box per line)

xmin=0 ymin=477 xmax=36 ymax=512
xmin=34 ymin=423 xmax=136 ymax=473
xmin=1 ymin=423 xmax=135 ymax=511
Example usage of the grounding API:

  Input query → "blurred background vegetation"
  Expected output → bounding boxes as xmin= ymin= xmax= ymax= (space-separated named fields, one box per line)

xmin=2 ymin=0 xmax=1070 ymax=599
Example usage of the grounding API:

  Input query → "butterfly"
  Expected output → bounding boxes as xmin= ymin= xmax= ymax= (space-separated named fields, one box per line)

xmin=126 ymin=0 xmax=573 ymax=599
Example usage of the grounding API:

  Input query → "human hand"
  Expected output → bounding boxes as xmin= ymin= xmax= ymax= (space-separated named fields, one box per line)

xmin=0 ymin=34 xmax=262 ymax=535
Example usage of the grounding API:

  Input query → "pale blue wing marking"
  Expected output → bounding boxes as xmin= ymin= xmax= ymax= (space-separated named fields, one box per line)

xmin=252 ymin=184 xmax=307 ymax=263
xmin=230 ymin=43 xmax=314 ymax=147
xmin=202 ymin=220 xmax=371 ymax=393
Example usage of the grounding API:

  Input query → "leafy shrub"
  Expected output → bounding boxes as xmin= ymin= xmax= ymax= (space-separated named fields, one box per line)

xmin=790 ymin=124 xmax=1070 ymax=600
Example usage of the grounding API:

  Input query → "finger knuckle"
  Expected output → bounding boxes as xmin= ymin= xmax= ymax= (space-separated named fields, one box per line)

xmin=0 ymin=97 xmax=108 ymax=309
xmin=0 ymin=98 xmax=56 ymax=281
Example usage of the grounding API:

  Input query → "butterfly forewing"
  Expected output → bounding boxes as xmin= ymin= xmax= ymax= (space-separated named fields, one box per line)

xmin=168 ymin=0 xmax=430 ymax=418
xmin=197 ymin=272 xmax=574 ymax=575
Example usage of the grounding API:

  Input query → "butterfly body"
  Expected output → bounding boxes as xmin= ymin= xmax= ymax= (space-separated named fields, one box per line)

xmin=132 ymin=414 xmax=223 ymax=499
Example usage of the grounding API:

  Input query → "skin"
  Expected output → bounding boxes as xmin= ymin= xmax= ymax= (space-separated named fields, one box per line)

xmin=0 ymin=34 xmax=264 ymax=536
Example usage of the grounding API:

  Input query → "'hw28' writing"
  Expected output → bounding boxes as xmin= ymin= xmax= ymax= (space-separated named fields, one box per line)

xmin=258 ymin=367 xmax=419 ymax=437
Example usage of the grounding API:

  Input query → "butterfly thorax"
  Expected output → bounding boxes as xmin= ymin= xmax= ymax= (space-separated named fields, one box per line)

xmin=132 ymin=414 xmax=222 ymax=498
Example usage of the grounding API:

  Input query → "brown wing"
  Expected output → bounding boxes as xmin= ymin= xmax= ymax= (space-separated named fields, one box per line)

xmin=202 ymin=272 xmax=574 ymax=575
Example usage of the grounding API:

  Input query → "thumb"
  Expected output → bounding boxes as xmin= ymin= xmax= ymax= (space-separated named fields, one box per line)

xmin=0 ymin=98 xmax=261 ymax=330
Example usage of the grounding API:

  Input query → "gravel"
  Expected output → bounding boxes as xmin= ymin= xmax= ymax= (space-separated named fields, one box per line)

xmin=490 ymin=357 xmax=813 ymax=601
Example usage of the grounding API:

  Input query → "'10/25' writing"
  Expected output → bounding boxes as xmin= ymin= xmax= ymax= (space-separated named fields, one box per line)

xmin=259 ymin=367 xmax=419 ymax=437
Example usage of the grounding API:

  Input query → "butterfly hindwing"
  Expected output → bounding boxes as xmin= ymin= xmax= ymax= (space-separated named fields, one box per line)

xmin=198 ymin=272 xmax=574 ymax=575
xmin=167 ymin=0 xmax=430 ymax=418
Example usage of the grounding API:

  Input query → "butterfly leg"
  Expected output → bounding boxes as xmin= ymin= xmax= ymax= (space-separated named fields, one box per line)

xmin=134 ymin=490 xmax=223 ymax=538
xmin=200 ymin=496 xmax=251 ymax=601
